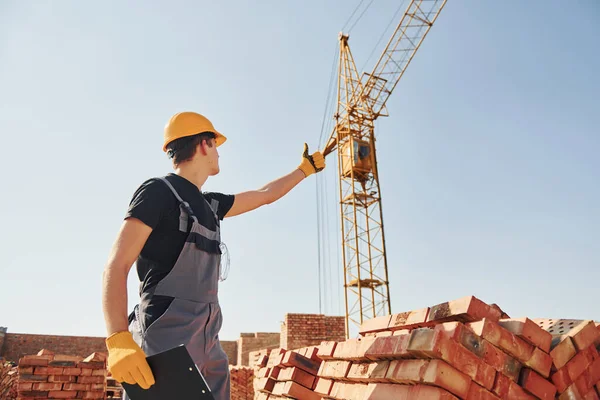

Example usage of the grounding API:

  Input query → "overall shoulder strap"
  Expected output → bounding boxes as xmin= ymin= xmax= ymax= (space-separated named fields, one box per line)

xmin=158 ymin=177 xmax=199 ymax=230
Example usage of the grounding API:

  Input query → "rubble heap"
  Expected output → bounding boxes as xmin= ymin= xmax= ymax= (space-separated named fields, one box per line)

xmin=250 ymin=295 xmax=600 ymax=399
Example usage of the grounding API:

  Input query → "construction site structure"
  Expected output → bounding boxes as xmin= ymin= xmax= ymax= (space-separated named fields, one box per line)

xmin=322 ymin=0 xmax=448 ymax=337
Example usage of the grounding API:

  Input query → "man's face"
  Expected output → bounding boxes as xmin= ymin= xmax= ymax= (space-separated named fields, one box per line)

xmin=204 ymin=138 xmax=220 ymax=176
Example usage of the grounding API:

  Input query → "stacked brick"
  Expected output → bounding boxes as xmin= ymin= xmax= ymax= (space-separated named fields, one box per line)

xmin=1 ymin=360 xmax=18 ymax=399
xmin=253 ymin=346 xmax=324 ymax=400
xmin=230 ymin=366 xmax=255 ymax=400
xmin=16 ymin=349 xmax=107 ymax=400
xmin=532 ymin=318 xmax=600 ymax=399
xmin=251 ymin=295 xmax=600 ymax=399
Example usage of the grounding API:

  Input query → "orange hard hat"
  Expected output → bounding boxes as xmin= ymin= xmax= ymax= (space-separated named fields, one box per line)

xmin=163 ymin=111 xmax=227 ymax=151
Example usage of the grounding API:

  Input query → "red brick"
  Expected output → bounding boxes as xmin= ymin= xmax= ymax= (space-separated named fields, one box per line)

xmin=584 ymin=389 xmax=600 ymax=400
xmin=48 ymin=375 xmax=76 ymax=383
xmin=524 ymin=347 xmax=553 ymax=378
xmin=317 ymin=341 xmax=337 ymax=360
xmin=332 ymin=337 xmax=377 ymax=361
xmin=32 ymin=382 xmax=63 ymax=391
xmin=18 ymin=374 xmax=48 ymax=382
xmin=277 ymin=366 xmax=315 ymax=389
xmin=424 ymin=359 xmax=473 ymax=399
xmin=47 ymin=390 xmax=79 ymax=398
xmin=37 ymin=348 xmax=55 ymax=356
xmin=256 ymin=367 xmax=270 ymax=378
xmin=362 ymin=383 xmax=460 ymax=399
xmin=274 ymin=381 xmax=321 ymax=400
xmin=498 ymin=318 xmax=552 ymax=353
xmin=19 ymin=366 xmax=34 ymax=374
xmin=435 ymin=321 xmax=522 ymax=382
xmin=552 ymin=367 xmax=573 ymax=393
xmin=347 ymin=361 xmax=390 ymax=383
xmin=468 ymin=319 xmax=534 ymax=362
xmin=63 ymin=383 xmax=90 ymax=391
xmin=280 ymin=351 xmax=320 ymax=375
xmin=567 ymin=345 xmax=598 ymax=381
xmin=78 ymin=391 xmax=105 ymax=399
xmin=558 ymin=384 xmax=582 ymax=400
xmin=385 ymin=359 xmax=472 ymax=398
xmin=254 ymin=377 xmax=276 ymax=392
xmin=388 ymin=308 xmax=429 ymax=330
xmin=268 ymin=365 xmax=281 ymax=379
xmin=255 ymin=392 xmax=270 ymax=400
xmin=551 ymin=336 xmax=578 ymax=371
xmin=19 ymin=390 xmax=50 ymax=398
xmin=427 ymin=296 xmax=502 ymax=324
xmin=313 ymin=377 xmax=333 ymax=395
xmin=407 ymin=327 xmax=496 ymax=390
xmin=34 ymin=366 xmax=64 ymax=375
xmin=467 ymin=382 xmax=501 ymax=400
xmin=53 ymin=355 xmax=83 ymax=363
xmin=520 ymin=368 xmax=556 ymax=400
xmin=18 ymin=382 xmax=33 ymax=391
xmin=493 ymin=373 xmax=537 ymax=399
xmin=63 ymin=367 xmax=83 ymax=375
xmin=570 ymin=321 xmax=600 ymax=351
xmin=364 ymin=334 xmax=410 ymax=361
xmin=303 ymin=345 xmax=322 ymax=362
xmin=318 ymin=360 xmax=351 ymax=380
xmin=18 ymin=357 xmax=49 ymax=367
xmin=359 ymin=315 xmax=392 ymax=335
xmin=76 ymin=375 xmax=104 ymax=384
xmin=573 ymin=357 xmax=600 ymax=396
xmin=328 ymin=381 xmax=369 ymax=399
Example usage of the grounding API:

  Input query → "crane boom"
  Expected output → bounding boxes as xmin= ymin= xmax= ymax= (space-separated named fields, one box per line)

xmin=323 ymin=0 xmax=447 ymax=157
xmin=320 ymin=0 xmax=447 ymax=337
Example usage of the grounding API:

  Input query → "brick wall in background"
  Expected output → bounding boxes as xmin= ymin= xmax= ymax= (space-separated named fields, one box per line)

xmin=237 ymin=333 xmax=280 ymax=366
xmin=281 ymin=314 xmax=346 ymax=351
xmin=0 ymin=327 xmax=7 ymax=357
xmin=1 ymin=333 xmax=107 ymax=363
xmin=221 ymin=340 xmax=238 ymax=365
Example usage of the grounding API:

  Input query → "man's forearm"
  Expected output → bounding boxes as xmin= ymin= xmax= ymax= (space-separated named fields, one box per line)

xmin=260 ymin=168 xmax=305 ymax=204
xmin=102 ymin=266 xmax=130 ymax=336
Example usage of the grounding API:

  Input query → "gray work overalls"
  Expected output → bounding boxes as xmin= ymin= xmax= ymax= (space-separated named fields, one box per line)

xmin=125 ymin=177 xmax=230 ymax=399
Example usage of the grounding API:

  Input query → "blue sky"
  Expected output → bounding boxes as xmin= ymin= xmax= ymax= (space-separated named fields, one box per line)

xmin=1 ymin=1 xmax=598 ymax=342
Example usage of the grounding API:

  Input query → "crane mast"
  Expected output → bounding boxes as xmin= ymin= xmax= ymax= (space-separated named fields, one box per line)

xmin=322 ymin=0 xmax=447 ymax=337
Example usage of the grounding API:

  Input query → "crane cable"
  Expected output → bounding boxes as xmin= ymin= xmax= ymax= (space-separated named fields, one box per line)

xmin=316 ymin=43 xmax=339 ymax=315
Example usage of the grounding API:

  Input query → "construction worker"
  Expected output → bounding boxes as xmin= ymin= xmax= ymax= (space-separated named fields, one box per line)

xmin=101 ymin=111 xmax=325 ymax=399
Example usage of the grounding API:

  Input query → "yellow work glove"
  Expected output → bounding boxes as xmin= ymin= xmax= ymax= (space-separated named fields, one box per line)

xmin=298 ymin=143 xmax=325 ymax=177
xmin=106 ymin=331 xmax=155 ymax=389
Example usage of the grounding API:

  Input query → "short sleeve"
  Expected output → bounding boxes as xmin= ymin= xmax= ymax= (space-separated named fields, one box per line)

xmin=125 ymin=179 xmax=172 ymax=229
xmin=203 ymin=192 xmax=235 ymax=220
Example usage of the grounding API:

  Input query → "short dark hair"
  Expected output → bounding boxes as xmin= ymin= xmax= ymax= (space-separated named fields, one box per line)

xmin=166 ymin=132 xmax=216 ymax=165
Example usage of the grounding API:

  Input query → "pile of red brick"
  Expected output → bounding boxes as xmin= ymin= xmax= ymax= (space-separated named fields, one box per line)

xmin=0 ymin=360 xmax=18 ymax=399
xmin=253 ymin=346 xmax=324 ymax=399
xmin=16 ymin=349 xmax=107 ymax=399
xmin=251 ymin=295 xmax=600 ymax=399
xmin=230 ymin=365 xmax=255 ymax=400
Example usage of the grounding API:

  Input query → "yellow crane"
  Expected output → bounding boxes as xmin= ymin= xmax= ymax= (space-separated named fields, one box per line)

xmin=321 ymin=0 xmax=448 ymax=337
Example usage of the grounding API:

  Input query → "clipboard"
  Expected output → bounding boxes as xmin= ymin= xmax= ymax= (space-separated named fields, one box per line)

xmin=121 ymin=344 xmax=215 ymax=399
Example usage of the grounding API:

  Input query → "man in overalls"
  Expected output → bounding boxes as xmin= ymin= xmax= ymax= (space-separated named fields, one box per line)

xmin=101 ymin=111 xmax=325 ymax=399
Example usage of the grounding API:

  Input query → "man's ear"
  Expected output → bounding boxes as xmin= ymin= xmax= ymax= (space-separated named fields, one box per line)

xmin=198 ymin=140 xmax=208 ymax=156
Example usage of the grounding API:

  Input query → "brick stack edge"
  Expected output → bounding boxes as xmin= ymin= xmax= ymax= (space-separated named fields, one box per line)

xmin=249 ymin=295 xmax=600 ymax=400
xmin=230 ymin=365 xmax=255 ymax=400
xmin=16 ymin=349 xmax=108 ymax=400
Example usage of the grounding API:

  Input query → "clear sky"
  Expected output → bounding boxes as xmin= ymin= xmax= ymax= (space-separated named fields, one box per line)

xmin=1 ymin=1 xmax=598 ymax=342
